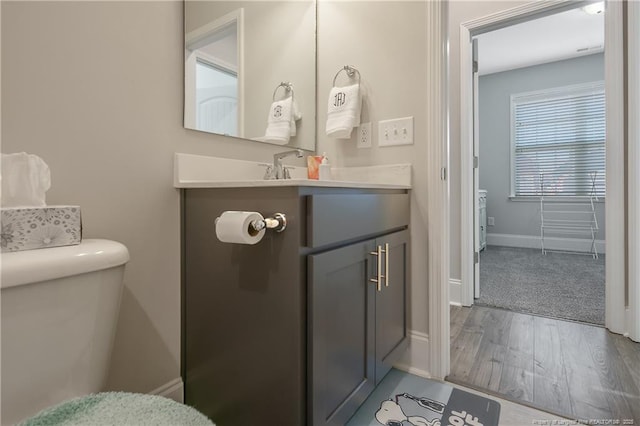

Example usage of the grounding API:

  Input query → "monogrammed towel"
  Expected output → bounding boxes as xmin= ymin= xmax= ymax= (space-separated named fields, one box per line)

xmin=326 ymin=83 xmax=361 ymax=139
xmin=264 ymin=97 xmax=302 ymax=144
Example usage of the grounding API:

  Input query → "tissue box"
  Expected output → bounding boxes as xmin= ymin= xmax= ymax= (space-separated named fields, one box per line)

xmin=1 ymin=206 xmax=82 ymax=252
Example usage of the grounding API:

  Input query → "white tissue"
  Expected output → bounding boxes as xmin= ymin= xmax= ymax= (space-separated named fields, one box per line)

xmin=1 ymin=152 xmax=51 ymax=208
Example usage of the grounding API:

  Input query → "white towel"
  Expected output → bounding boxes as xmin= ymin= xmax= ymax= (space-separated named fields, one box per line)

xmin=326 ymin=83 xmax=361 ymax=139
xmin=290 ymin=99 xmax=303 ymax=137
xmin=264 ymin=97 xmax=302 ymax=145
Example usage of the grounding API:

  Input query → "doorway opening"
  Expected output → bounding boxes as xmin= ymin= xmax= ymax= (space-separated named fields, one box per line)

xmin=472 ymin=9 xmax=606 ymax=325
xmin=449 ymin=1 xmax=640 ymax=421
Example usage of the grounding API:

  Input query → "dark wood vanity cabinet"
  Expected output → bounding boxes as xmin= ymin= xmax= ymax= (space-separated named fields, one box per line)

xmin=182 ymin=186 xmax=409 ymax=426
xmin=308 ymin=229 xmax=409 ymax=426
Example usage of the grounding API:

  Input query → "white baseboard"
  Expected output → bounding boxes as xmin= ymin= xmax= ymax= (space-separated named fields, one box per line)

xmin=449 ymin=279 xmax=462 ymax=306
xmin=394 ymin=330 xmax=431 ymax=379
xmin=150 ymin=378 xmax=184 ymax=403
xmin=486 ymin=233 xmax=606 ymax=254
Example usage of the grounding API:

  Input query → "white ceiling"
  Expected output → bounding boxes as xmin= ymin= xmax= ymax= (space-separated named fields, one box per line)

xmin=476 ymin=5 xmax=605 ymax=76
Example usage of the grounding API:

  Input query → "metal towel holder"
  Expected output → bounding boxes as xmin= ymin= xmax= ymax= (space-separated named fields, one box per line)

xmin=332 ymin=65 xmax=361 ymax=88
xmin=272 ymin=82 xmax=294 ymax=101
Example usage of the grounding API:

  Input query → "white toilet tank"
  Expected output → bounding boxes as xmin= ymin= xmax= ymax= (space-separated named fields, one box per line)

xmin=1 ymin=239 xmax=130 ymax=425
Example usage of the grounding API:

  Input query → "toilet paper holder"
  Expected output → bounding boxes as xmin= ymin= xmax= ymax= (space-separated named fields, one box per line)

xmin=250 ymin=212 xmax=287 ymax=233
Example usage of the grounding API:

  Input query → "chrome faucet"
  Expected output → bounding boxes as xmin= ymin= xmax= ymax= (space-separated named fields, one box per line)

xmin=268 ymin=149 xmax=304 ymax=180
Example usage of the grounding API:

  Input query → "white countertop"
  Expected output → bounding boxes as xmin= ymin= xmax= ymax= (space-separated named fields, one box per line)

xmin=177 ymin=178 xmax=410 ymax=189
xmin=174 ymin=153 xmax=412 ymax=190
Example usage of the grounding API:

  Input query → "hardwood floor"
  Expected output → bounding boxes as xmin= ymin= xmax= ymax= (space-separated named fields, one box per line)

xmin=448 ymin=305 xmax=640 ymax=422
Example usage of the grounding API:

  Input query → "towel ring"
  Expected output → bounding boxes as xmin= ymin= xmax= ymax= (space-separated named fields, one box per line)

xmin=332 ymin=65 xmax=361 ymax=88
xmin=273 ymin=82 xmax=294 ymax=101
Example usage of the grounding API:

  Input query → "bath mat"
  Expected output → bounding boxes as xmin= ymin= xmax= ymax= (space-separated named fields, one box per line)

xmin=20 ymin=392 xmax=214 ymax=426
xmin=347 ymin=369 xmax=501 ymax=426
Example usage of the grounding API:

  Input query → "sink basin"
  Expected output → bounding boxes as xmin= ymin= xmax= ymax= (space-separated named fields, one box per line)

xmin=173 ymin=153 xmax=411 ymax=189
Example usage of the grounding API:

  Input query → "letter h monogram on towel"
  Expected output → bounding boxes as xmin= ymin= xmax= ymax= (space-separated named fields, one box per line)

xmin=326 ymin=66 xmax=362 ymax=139
xmin=264 ymin=82 xmax=302 ymax=145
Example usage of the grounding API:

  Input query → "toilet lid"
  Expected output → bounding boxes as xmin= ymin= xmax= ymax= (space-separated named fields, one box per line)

xmin=1 ymin=239 xmax=129 ymax=289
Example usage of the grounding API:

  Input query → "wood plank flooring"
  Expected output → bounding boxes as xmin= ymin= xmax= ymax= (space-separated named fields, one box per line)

xmin=448 ymin=305 xmax=640 ymax=423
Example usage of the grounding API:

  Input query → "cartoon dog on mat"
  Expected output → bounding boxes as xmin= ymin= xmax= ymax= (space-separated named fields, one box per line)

xmin=375 ymin=393 xmax=444 ymax=426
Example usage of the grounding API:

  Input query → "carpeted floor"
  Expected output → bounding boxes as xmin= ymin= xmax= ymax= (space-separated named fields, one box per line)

xmin=477 ymin=245 xmax=605 ymax=325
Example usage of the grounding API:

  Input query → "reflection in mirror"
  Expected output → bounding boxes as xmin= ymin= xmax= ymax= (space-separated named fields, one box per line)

xmin=184 ymin=9 xmax=240 ymax=136
xmin=184 ymin=1 xmax=316 ymax=151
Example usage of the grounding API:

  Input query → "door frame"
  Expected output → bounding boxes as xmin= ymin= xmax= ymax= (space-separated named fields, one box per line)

xmin=458 ymin=1 xmax=624 ymax=313
xmin=428 ymin=0 xmax=630 ymax=379
xmin=629 ymin=0 xmax=640 ymax=342
xmin=603 ymin=0 xmax=626 ymax=336
xmin=426 ymin=0 xmax=450 ymax=380
xmin=184 ymin=8 xmax=245 ymax=137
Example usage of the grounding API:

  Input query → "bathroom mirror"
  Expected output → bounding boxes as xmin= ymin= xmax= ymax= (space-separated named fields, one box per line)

xmin=184 ymin=1 xmax=316 ymax=151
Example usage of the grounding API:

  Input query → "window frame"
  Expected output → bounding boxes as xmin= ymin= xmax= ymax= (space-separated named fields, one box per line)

xmin=509 ymin=80 xmax=606 ymax=198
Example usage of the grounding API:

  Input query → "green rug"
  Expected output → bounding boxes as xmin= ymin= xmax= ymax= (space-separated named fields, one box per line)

xmin=20 ymin=392 xmax=214 ymax=426
xmin=347 ymin=369 xmax=501 ymax=426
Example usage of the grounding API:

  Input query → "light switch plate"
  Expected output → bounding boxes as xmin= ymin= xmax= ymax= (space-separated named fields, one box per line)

xmin=357 ymin=122 xmax=372 ymax=148
xmin=378 ymin=116 xmax=414 ymax=147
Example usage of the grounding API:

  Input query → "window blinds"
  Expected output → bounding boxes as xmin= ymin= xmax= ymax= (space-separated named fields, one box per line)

xmin=513 ymin=84 xmax=606 ymax=197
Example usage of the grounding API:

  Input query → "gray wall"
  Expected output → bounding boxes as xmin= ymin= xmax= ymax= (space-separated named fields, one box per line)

xmin=316 ymin=1 xmax=430 ymax=336
xmin=2 ymin=0 xmax=436 ymax=392
xmin=1 ymin=0 xmax=308 ymax=394
xmin=479 ymin=53 xmax=606 ymax=239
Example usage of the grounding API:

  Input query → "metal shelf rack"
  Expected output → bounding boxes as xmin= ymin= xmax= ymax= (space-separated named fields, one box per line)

xmin=539 ymin=172 xmax=599 ymax=259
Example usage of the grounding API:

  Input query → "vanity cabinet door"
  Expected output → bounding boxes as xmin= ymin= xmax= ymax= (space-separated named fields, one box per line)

xmin=308 ymin=240 xmax=376 ymax=426
xmin=374 ymin=229 xmax=410 ymax=384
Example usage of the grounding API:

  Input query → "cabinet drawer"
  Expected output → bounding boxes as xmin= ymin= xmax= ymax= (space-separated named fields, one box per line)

xmin=307 ymin=193 xmax=409 ymax=248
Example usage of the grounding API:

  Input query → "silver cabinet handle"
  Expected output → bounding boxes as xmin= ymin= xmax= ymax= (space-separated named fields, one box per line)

xmin=369 ymin=245 xmax=383 ymax=292
xmin=384 ymin=243 xmax=390 ymax=287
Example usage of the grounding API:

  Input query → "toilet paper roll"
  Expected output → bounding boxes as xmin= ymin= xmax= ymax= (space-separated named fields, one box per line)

xmin=215 ymin=211 xmax=265 ymax=245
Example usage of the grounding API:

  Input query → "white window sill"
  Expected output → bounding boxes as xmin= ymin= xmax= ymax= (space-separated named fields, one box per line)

xmin=509 ymin=196 xmax=605 ymax=203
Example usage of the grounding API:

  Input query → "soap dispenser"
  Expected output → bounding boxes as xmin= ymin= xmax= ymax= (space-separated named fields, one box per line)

xmin=319 ymin=153 xmax=332 ymax=181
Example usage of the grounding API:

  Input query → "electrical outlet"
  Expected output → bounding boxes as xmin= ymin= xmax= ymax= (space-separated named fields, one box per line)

xmin=358 ymin=122 xmax=372 ymax=148
xmin=488 ymin=217 xmax=495 ymax=226
xmin=378 ymin=116 xmax=414 ymax=146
